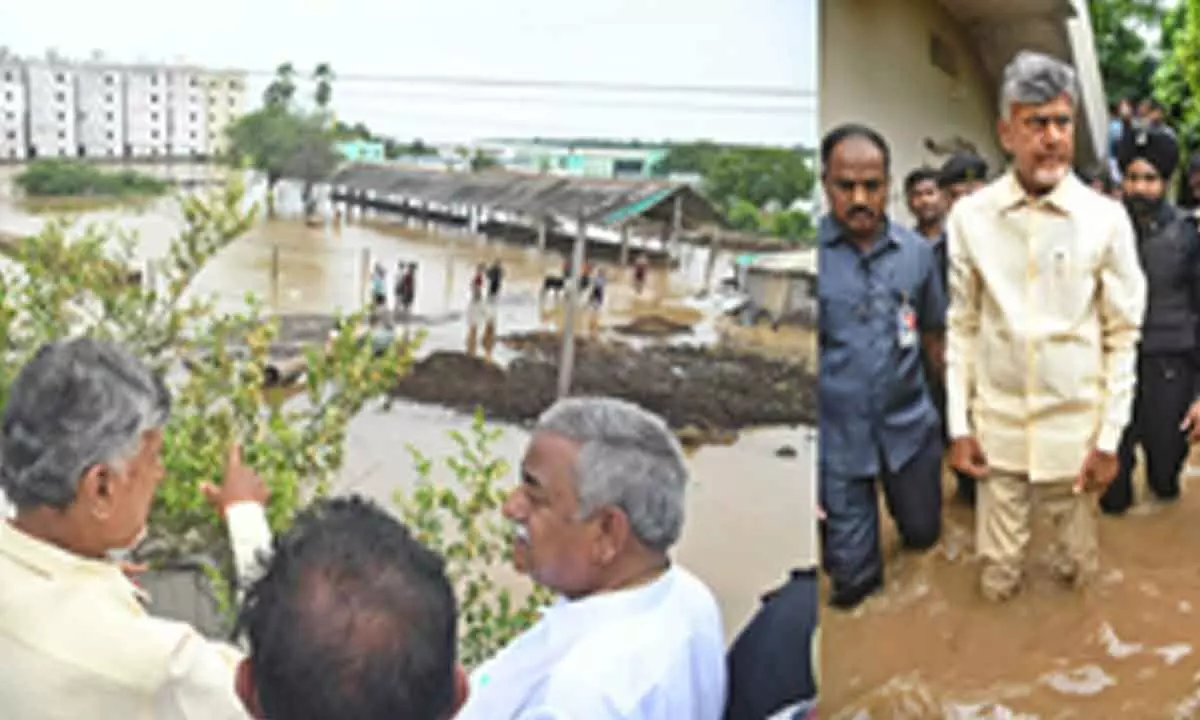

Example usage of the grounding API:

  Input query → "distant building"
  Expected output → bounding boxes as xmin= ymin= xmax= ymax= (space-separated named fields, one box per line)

xmin=25 ymin=57 xmax=77 ymax=159
xmin=477 ymin=140 xmax=669 ymax=179
xmin=336 ymin=138 xmax=385 ymax=163
xmin=167 ymin=67 xmax=208 ymax=158
xmin=0 ymin=55 xmax=26 ymax=160
xmin=75 ymin=64 xmax=124 ymax=158
xmin=739 ymin=249 xmax=818 ymax=326
xmin=203 ymin=70 xmax=246 ymax=157
xmin=124 ymin=65 xmax=169 ymax=158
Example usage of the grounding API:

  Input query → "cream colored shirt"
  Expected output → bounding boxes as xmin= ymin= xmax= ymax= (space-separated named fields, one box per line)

xmin=945 ymin=171 xmax=1146 ymax=482
xmin=0 ymin=503 xmax=272 ymax=719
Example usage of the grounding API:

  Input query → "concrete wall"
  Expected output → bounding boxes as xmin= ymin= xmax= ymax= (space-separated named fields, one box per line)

xmin=819 ymin=0 xmax=1003 ymax=225
xmin=167 ymin=69 xmax=208 ymax=158
xmin=204 ymin=71 xmax=247 ymax=157
xmin=25 ymin=62 xmax=77 ymax=158
xmin=0 ymin=62 xmax=26 ymax=160
xmin=124 ymin=68 xmax=169 ymax=158
xmin=76 ymin=66 xmax=124 ymax=158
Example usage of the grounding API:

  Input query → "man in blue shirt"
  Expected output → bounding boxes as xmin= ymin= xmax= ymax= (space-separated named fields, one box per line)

xmin=818 ymin=124 xmax=948 ymax=609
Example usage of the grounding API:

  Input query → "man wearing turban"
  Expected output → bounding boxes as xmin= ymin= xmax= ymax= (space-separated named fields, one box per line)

xmin=1107 ymin=125 xmax=1200 ymax=514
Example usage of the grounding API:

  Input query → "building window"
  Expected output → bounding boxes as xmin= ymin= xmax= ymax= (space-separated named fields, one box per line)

xmin=57 ymin=130 xmax=66 ymax=140
xmin=5 ymin=130 xmax=14 ymax=140
xmin=151 ymin=129 xmax=160 ymax=139
xmin=151 ymin=112 xmax=159 ymax=121
xmin=3 ymin=91 xmax=10 ymax=102
xmin=2 ymin=71 xmax=11 ymax=82
xmin=229 ymin=97 xmax=236 ymax=107
xmin=189 ymin=112 xmax=197 ymax=122
xmin=189 ymin=131 xmax=197 ymax=140
xmin=54 ymin=92 xmax=65 ymax=103
xmin=106 ymin=111 xmax=114 ymax=121
xmin=209 ymin=113 xmax=216 ymax=124
xmin=105 ymin=93 xmax=114 ymax=103
xmin=57 ymin=111 xmax=65 ymax=122
xmin=54 ymin=73 xmax=65 ymax=83
xmin=106 ymin=131 xmax=114 ymax=140
xmin=150 ymin=75 xmax=159 ymax=86
xmin=105 ymin=74 xmax=114 ymax=85
xmin=150 ymin=93 xmax=159 ymax=103
xmin=189 ymin=77 xmax=198 ymax=87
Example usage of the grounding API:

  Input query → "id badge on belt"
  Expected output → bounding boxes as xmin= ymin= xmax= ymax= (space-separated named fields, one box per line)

xmin=897 ymin=292 xmax=917 ymax=349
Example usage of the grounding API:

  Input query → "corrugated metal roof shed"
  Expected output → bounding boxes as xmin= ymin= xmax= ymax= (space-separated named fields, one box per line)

xmin=746 ymin=248 xmax=817 ymax=276
xmin=329 ymin=163 xmax=726 ymax=229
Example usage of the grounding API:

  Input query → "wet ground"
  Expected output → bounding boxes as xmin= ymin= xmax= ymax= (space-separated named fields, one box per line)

xmin=0 ymin=166 xmax=817 ymax=639
xmin=823 ymin=460 xmax=1200 ymax=718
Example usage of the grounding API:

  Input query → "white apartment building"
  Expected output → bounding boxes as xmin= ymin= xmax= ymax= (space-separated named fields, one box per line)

xmin=75 ymin=64 xmax=124 ymax=158
xmin=203 ymin=70 xmax=246 ymax=157
xmin=0 ymin=55 xmax=26 ymax=160
xmin=166 ymin=67 xmax=208 ymax=158
xmin=25 ymin=57 xmax=77 ymax=159
xmin=124 ymin=65 xmax=170 ymax=158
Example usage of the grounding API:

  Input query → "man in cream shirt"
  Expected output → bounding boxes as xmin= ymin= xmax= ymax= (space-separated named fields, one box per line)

xmin=945 ymin=51 xmax=1146 ymax=601
xmin=454 ymin=397 xmax=726 ymax=720
xmin=0 ymin=337 xmax=273 ymax=719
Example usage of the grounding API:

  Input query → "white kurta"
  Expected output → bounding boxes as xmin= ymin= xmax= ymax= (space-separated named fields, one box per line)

xmin=456 ymin=565 xmax=727 ymax=720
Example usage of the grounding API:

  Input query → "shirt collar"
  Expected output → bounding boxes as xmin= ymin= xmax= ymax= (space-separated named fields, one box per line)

xmin=818 ymin=213 xmax=900 ymax=250
xmin=0 ymin=520 xmax=149 ymax=604
xmin=542 ymin=565 xmax=678 ymax=639
xmin=997 ymin=169 xmax=1082 ymax=216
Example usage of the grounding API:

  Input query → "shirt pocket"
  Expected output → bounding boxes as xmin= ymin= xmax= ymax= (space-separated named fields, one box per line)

xmin=1034 ymin=223 xmax=1097 ymax=326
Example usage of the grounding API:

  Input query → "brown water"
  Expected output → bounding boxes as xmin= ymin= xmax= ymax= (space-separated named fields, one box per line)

xmin=0 ymin=168 xmax=816 ymax=639
xmin=824 ymin=459 xmax=1200 ymax=718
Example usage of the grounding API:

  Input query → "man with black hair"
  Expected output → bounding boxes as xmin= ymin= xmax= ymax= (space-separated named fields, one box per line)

xmin=234 ymin=496 xmax=467 ymax=720
xmin=818 ymin=123 xmax=946 ymax=609
xmin=1104 ymin=126 xmax=1200 ymax=515
xmin=904 ymin=166 xmax=946 ymax=242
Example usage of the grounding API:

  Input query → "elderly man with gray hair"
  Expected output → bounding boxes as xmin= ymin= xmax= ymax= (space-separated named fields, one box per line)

xmin=455 ymin=397 xmax=726 ymax=720
xmin=0 ymin=337 xmax=273 ymax=719
xmin=945 ymin=51 xmax=1146 ymax=601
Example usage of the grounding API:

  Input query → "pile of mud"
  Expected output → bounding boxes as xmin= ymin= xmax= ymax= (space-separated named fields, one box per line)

xmin=393 ymin=332 xmax=815 ymax=432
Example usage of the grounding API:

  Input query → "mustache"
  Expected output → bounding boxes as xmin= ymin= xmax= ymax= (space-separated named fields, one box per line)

xmin=848 ymin=206 xmax=876 ymax=219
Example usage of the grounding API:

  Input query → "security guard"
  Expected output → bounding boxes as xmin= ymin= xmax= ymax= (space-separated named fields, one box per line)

xmin=818 ymin=123 xmax=946 ymax=609
xmin=1102 ymin=125 xmax=1200 ymax=514
xmin=938 ymin=151 xmax=989 ymax=209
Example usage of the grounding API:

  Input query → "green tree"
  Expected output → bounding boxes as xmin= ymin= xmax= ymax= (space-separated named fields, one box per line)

xmin=1154 ymin=1 xmax=1200 ymax=143
xmin=313 ymin=63 xmax=335 ymax=111
xmin=764 ymin=209 xmax=815 ymax=244
xmin=263 ymin=63 xmax=297 ymax=109
xmin=726 ymin=197 xmax=762 ymax=232
xmin=1088 ymin=0 xmax=1165 ymax=103
xmin=470 ymin=149 xmax=500 ymax=172
xmin=0 ymin=181 xmax=407 ymax=612
xmin=226 ymin=108 xmax=340 ymax=218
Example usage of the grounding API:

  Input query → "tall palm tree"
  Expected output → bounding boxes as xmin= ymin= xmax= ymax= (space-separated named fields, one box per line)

xmin=263 ymin=62 xmax=297 ymax=109
xmin=313 ymin=63 xmax=335 ymax=110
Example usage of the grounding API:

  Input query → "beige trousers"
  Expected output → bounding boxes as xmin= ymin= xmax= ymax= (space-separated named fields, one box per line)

xmin=976 ymin=470 xmax=1099 ymax=598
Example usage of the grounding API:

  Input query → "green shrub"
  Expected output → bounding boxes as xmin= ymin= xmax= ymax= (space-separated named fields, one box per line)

xmin=394 ymin=411 xmax=554 ymax=669
xmin=14 ymin=159 xmax=171 ymax=198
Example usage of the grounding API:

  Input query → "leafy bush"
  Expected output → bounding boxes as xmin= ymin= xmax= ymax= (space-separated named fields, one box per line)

xmin=0 ymin=178 xmax=407 ymax=614
xmin=14 ymin=159 xmax=171 ymax=198
xmin=394 ymin=411 xmax=553 ymax=669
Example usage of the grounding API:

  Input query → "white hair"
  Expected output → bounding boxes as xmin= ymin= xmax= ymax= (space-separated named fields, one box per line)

xmin=999 ymin=50 xmax=1078 ymax=119
xmin=535 ymin=396 xmax=687 ymax=551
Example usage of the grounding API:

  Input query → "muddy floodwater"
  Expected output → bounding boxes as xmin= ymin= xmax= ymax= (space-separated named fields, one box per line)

xmin=824 ymin=460 xmax=1200 ymax=718
xmin=0 ymin=167 xmax=817 ymax=639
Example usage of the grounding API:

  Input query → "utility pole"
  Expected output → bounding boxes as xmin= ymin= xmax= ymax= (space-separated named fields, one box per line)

xmin=557 ymin=210 xmax=588 ymax=398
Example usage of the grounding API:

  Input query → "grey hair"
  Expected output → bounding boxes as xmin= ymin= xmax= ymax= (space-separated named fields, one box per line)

xmin=999 ymin=50 xmax=1078 ymax=118
xmin=0 ymin=337 xmax=171 ymax=510
xmin=535 ymin=397 xmax=687 ymax=552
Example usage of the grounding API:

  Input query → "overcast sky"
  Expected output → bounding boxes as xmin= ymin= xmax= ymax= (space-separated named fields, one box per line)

xmin=0 ymin=0 xmax=817 ymax=146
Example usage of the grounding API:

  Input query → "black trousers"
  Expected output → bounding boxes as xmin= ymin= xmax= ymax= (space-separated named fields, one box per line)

xmin=1101 ymin=353 xmax=1194 ymax=514
xmin=928 ymin=374 xmax=976 ymax=504
xmin=820 ymin=428 xmax=943 ymax=609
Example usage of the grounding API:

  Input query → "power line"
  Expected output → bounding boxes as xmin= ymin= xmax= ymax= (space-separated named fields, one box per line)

xmin=236 ymin=68 xmax=817 ymax=99
xmin=327 ymin=87 xmax=815 ymax=116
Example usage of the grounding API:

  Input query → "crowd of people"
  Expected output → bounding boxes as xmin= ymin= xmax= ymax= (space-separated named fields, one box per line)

xmin=818 ymin=49 xmax=1200 ymax=609
xmin=0 ymin=336 xmax=817 ymax=719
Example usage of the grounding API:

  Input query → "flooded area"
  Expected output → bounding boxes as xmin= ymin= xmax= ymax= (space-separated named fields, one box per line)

xmin=824 ymin=462 xmax=1200 ymax=718
xmin=0 ymin=164 xmax=817 ymax=639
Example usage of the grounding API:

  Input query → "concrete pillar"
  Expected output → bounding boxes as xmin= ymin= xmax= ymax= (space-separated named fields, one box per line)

xmin=619 ymin=224 xmax=631 ymax=266
xmin=537 ymin=217 xmax=548 ymax=252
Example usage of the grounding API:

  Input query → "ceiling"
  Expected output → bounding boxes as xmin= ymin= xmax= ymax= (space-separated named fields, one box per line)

xmin=938 ymin=0 xmax=1075 ymax=78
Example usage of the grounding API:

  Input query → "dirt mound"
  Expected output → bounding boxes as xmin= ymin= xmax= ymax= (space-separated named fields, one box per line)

xmin=390 ymin=336 xmax=816 ymax=432
xmin=612 ymin=315 xmax=694 ymax=337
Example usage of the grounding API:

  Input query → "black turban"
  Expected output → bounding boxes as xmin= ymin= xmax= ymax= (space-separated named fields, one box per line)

xmin=938 ymin=152 xmax=989 ymax=188
xmin=1117 ymin=124 xmax=1179 ymax=179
